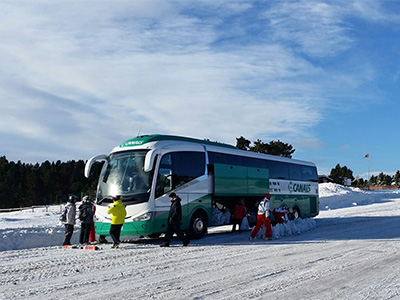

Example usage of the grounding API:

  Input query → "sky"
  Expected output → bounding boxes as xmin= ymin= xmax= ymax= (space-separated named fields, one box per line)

xmin=0 ymin=0 xmax=399 ymax=179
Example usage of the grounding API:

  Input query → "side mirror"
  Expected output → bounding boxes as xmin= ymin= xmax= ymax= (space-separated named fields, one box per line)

xmin=84 ymin=154 xmax=108 ymax=178
xmin=144 ymin=149 xmax=160 ymax=172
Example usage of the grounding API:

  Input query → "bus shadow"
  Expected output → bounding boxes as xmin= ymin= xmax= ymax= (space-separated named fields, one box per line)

xmin=194 ymin=215 xmax=400 ymax=246
xmin=120 ymin=215 xmax=400 ymax=247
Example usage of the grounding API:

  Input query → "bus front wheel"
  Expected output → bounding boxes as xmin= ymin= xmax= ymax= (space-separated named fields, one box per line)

xmin=188 ymin=211 xmax=208 ymax=240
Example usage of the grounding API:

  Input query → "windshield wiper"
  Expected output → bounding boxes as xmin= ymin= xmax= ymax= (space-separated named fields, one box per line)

xmin=120 ymin=196 xmax=141 ymax=202
xmin=97 ymin=196 xmax=113 ymax=205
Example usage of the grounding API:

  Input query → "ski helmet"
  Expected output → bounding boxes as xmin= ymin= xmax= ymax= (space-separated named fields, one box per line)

xmin=68 ymin=195 xmax=79 ymax=202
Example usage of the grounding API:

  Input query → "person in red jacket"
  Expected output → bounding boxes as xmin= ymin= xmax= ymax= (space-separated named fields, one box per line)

xmin=249 ymin=193 xmax=272 ymax=241
xmin=231 ymin=198 xmax=247 ymax=232
xmin=272 ymin=205 xmax=289 ymax=226
xmin=88 ymin=197 xmax=96 ymax=243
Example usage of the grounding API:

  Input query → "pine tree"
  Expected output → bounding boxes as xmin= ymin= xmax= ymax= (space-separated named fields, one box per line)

xmin=329 ymin=164 xmax=354 ymax=185
xmin=236 ymin=137 xmax=295 ymax=158
xmin=236 ymin=136 xmax=251 ymax=151
xmin=393 ymin=171 xmax=400 ymax=187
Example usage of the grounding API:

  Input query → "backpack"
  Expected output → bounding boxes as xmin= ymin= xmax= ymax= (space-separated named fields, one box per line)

xmin=79 ymin=206 xmax=88 ymax=221
xmin=59 ymin=208 xmax=67 ymax=222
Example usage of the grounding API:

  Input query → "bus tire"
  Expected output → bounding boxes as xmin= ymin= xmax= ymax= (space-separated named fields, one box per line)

xmin=188 ymin=210 xmax=208 ymax=240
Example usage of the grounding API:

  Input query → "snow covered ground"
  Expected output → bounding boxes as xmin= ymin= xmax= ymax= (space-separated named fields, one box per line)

xmin=1 ymin=183 xmax=400 ymax=299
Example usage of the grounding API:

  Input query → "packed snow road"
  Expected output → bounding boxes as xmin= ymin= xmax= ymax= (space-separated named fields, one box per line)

xmin=1 ymin=185 xmax=400 ymax=300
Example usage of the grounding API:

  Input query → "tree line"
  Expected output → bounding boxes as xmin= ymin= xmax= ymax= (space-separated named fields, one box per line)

xmin=0 ymin=156 xmax=103 ymax=209
xmin=329 ymin=163 xmax=400 ymax=187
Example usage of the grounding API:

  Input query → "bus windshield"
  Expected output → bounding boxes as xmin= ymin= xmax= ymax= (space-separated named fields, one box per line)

xmin=97 ymin=150 xmax=151 ymax=204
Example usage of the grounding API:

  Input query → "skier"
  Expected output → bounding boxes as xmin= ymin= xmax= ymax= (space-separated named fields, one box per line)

xmin=272 ymin=205 xmax=289 ymax=225
xmin=107 ymin=196 xmax=127 ymax=248
xmin=78 ymin=195 xmax=94 ymax=245
xmin=160 ymin=192 xmax=189 ymax=247
xmin=249 ymin=193 xmax=272 ymax=241
xmin=88 ymin=198 xmax=97 ymax=243
xmin=231 ymin=198 xmax=247 ymax=232
xmin=62 ymin=195 xmax=78 ymax=246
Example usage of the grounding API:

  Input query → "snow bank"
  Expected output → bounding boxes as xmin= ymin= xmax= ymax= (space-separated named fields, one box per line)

xmin=0 ymin=206 xmax=80 ymax=251
xmin=272 ymin=218 xmax=316 ymax=240
xmin=319 ymin=182 xmax=400 ymax=210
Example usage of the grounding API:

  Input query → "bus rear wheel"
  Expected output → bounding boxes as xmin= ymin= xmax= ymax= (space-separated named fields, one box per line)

xmin=188 ymin=211 xmax=208 ymax=240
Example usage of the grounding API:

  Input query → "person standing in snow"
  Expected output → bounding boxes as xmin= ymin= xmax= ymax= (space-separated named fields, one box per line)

xmin=231 ymin=198 xmax=247 ymax=232
xmin=62 ymin=195 xmax=78 ymax=246
xmin=249 ymin=193 xmax=272 ymax=241
xmin=107 ymin=196 xmax=127 ymax=248
xmin=88 ymin=198 xmax=97 ymax=243
xmin=160 ymin=192 xmax=190 ymax=247
xmin=78 ymin=195 xmax=94 ymax=245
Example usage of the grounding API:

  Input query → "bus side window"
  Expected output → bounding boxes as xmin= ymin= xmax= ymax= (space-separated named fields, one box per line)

xmin=302 ymin=166 xmax=318 ymax=182
xmin=171 ymin=152 xmax=205 ymax=186
xmin=267 ymin=161 xmax=288 ymax=179
xmin=155 ymin=152 xmax=205 ymax=198
xmin=289 ymin=164 xmax=302 ymax=181
xmin=155 ymin=154 xmax=173 ymax=198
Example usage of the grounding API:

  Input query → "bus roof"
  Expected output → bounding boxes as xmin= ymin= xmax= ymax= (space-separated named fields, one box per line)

xmin=119 ymin=134 xmax=237 ymax=150
xmin=117 ymin=134 xmax=316 ymax=167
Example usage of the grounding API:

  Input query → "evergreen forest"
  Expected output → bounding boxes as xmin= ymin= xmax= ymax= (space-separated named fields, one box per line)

xmin=0 ymin=156 xmax=103 ymax=209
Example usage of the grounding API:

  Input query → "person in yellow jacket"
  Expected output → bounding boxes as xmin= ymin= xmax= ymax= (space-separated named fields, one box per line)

xmin=107 ymin=196 xmax=127 ymax=248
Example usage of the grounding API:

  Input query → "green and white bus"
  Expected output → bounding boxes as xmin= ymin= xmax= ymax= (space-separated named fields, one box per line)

xmin=84 ymin=134 xmax=319 ymax=239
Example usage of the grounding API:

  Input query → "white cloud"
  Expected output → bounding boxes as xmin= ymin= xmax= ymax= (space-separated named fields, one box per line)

xmin=352 ymin=0 xmax=400 ymax=23
xmin=264 ymin=1 xmax=354 ymax=57
xmin=0 ymin=1 xmax=398 ymax=163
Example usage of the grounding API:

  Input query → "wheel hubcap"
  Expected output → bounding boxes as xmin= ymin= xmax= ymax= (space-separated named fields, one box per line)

xmin=193 ymin=218 xmax=204 ymax=234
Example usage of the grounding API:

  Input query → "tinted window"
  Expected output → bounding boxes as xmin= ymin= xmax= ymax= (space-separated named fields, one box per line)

xmin=173 ymin=152 xmax=205 ymax=184
xmin=289 ymin=164 xmax=302 ymax=180
xmin=155 ymin=154 xmax=173 ymax=198
xmin=156 ymin=151 xmax=205 ymax=198
xmin=209 ymin=152 xmax=257 ymax=167
xmin=267 ymin=161 xmax=289 ymax=179
xmin=302 ymin=166 xmax=318 ymax=181
xmin=209 ymin=152 xmax=228 ymax=165
xmin=227 ymin=154 xmax=243 ymax=166
xmin=243 ymin=157 xmax=265 ymax=168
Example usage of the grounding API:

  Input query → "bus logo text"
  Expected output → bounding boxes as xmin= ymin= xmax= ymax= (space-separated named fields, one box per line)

xmin=288 ymin=182 xmax=311 ymax=193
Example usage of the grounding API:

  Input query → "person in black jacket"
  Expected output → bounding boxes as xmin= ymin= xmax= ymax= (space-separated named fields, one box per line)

xmin=78 ymin=195 xmax=95 ymax=245
xmin=160 ymin=192 xmax=189 ymax=247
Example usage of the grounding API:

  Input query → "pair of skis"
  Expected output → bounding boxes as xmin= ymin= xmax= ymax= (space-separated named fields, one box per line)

xmin=64 ymin=245 xmax=100 ymax=251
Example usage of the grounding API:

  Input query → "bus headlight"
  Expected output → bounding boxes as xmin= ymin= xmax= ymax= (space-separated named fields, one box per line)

xmin=94 ymin=215 xmax=105 ymax=222
xmin=133 ymin=212 xmax=153 ymax=222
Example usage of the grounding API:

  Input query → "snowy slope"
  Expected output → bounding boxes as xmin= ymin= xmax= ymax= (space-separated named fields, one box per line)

xmin=1 ymin=183 xmax=400 ymax=300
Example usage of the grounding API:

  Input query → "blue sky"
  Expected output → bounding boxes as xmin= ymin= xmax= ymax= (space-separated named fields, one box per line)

xmin=0 ymin=1 xmax=399 ymax=179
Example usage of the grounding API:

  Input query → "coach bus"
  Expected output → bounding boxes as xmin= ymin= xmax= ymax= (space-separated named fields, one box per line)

xmin=84 ymin=134 xmax=319 ymax=239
